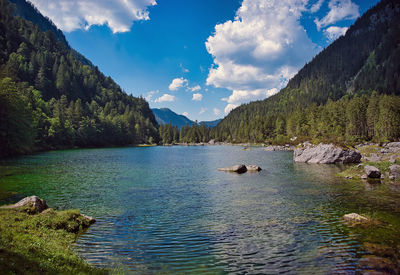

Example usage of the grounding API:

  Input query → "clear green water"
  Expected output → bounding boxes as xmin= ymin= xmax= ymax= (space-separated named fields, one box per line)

xmin=1 ymin=146 xmax=400 ymax=274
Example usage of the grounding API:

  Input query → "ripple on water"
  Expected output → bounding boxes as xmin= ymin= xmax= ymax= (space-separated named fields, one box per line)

xmin=2 ymin=146 xmax=400 ymax=273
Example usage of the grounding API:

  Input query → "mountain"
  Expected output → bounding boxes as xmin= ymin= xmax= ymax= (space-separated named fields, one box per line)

xmin=200 ymin=119 xmax=222 ymax=128
xmin=152 ymin=108 xmax=222 ymax=129
xmin=0 ymin=0 xmax=159 ymax=157
xmin=212 ymin=0 xmax=400 ymax=144
xmin=152 ymin=108 xmax=195 ymax=128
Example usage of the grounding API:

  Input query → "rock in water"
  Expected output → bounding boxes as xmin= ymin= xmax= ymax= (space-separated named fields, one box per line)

xmin=364 ymin=166 xmax=381 ymax=178
xmin=294 ymin=143 xmax=361 ymax=164
xmin=1 ymin=195 xmax=48 ymax=213
xmin=343 ymin=213 xmax=369 ymax=223
xmin=246 ymin=165 xmax=262 ymax=172
xmin=389 ymin=164 xmax=400 ymax=179
xmin=218 ymin=164 xmax=247 ymax=174
xmin=81 ymin=214 xmax=96 ymax=225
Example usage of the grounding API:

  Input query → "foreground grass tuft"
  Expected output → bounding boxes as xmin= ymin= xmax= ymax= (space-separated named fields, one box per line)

xmin=0 ymin=208 xmax=106 ymax=274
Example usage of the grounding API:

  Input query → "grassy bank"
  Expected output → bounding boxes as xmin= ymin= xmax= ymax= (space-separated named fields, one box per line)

xmin=0 ymin=207 xmax=106 ymax=274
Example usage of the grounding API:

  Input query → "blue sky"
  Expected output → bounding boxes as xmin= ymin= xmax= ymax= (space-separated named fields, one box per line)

xmin=30 ymin=0 xmax=379 ymax=121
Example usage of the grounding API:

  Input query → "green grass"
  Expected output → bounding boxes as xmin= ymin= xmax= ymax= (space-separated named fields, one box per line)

xmin=338 ymin=161 xmax=394 ymax=180
xmin=0 ymin=208 xmax=106 ymax=274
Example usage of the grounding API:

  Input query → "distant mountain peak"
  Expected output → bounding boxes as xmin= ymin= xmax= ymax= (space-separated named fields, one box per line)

xmin=151 ymin=108 xmax=221 ymax=129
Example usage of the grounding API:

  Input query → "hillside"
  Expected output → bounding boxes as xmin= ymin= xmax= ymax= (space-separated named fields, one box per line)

xmin=0 ymin=0 xmax=159 ymax=157
xmin=152 ymin=108 xmax=195 ymax=128
xmin=213 ymin=0 xmax=400 ymax=144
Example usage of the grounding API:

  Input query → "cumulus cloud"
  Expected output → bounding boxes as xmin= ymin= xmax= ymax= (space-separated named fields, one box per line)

xmin=206 ymin=0 xmax=317 ymax=113
xmin=314 ymin=0 xmax=359 ymax=30
xmin=199 ymin=107 xmax=207 ymax=115
xmin=213 ymin=108 xmax=221 ymax=115
xmin=145 ymin=90 xmax=159 ymax=102
xmin=192 ymin=93 xmax=203 ymax=101
xmin=182 ymin=112 xmax=189 ymax=117
xmin=310 ymin=0 xmax=324 ymax=13
xmin=154 ymin=94 xmax=175 ymax=103
xmin=29 ymin=0 xmax=157 ymax=33
xmin=224 ymin=104 xmax=238 ymax=114
xmin=169 ymin=77 xmax=188 ymax=91
xmin=190 ymin=85 xmax=201 ymax=92
xmin=324 ymin=26 xmax=348 ymax=40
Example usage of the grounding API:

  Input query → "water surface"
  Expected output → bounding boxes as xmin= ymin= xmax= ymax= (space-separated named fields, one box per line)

xmin=1 ymin=146 xmax=399 ymax=274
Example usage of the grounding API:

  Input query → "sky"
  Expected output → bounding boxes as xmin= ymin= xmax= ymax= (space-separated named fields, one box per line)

xmin=29 ymin=0 xmax=380 ymax=121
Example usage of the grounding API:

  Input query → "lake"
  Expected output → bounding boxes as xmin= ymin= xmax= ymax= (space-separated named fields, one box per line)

xmin=1 ymin=146 xmax=400 ymax=274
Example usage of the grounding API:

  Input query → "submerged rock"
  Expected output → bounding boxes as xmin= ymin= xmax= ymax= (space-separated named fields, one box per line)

xmin=246 ymin=165 xmax=262 ymax=172
xmin=365 ymin=166 xmax=381 ymax=178
xmin=294 ymin=143 xmax=361 ymax=164
xmin=218 ymin=164 xmax=247 ymax=174
xmin=343 ymin=213 xmax=369 ymax=223
xmin=1 ymin=195 xmax=48 ymax=214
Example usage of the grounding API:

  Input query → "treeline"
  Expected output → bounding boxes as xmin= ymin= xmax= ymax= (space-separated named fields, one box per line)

xmin=0 ymin=0 xmax=159 ymax=157
xmin=159 ymin=123 xmax=212 ymax=144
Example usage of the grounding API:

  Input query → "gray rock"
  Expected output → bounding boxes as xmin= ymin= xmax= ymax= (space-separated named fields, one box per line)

xmin=361 ymin=174 xmax=368 ymax=180
xmin=365 ymin=153 xmax=382 ymax=162
xmin=389 ymin=155 xmax=397 ymax=163
xmin=246 ymin=165 xmax=262 ymax=172
xmin=386 ymin=142 xmax=400 ymax=148
xmin=0 ymin=195 xmax=48 ymax=213
xmin=81 ymin=214 xmax=96 ymax=225
xmin=294 ymin=143 xmax=361 ymax=164
xmin=365 ymin=166 xmax=381 ymax=178
xmin=389 ymin=175 xmax=395 ymax=180
xmin=218 ymin=164 xmax=247 ymax=174
xmin=389 ymin=164 xmax=400 ymax=179
xmin=343 ymin=213 xmax=369 ymax=223
xmin=208 ymin=139 xmax=215 ymax=145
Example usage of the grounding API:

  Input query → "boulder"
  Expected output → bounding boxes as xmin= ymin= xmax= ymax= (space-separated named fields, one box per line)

xmin=343 ymin=213 xmax=369 ymax=223
xmin=246 ymin=165 xmax=262 ymax=172
xmin=361 ymin=174 xmax=368 ymax=180
xmin=81 ymin=214 xmax=96 ymax=225
xmin=389 ymin=164 xmax=400 ymax=179
xmin=294 ymin=143 xmax=361 ymax=164
xmin=218 ymin=164 xmax=247 ymax=174
xmin=386 ymin=142 xmax=400 ymax=148
xmin=364 ymin=166 xmax=381 ymax=178
xmin=1 ymin=196 xmax=48 ymax=213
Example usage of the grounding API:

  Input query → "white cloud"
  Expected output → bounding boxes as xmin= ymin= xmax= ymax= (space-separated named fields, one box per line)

xmin=180 ymin=63 xmax=189 ymax=73
xmin=310 ymin=0 xmax=324 ymax=13
xmin=192 ymin=93 xmax=203 ymax=101
xmin=182 ymin=112 xmax=189 ymax=117
xmin=224 ymin=104 xmax=238 ymax=114
xmin=145 ymin=90 xmax=159 ymax=102
xmin=199 ymin=107 xmax=207 ymax=115
xmin=222 ymin=88 xmax=278 ymax=104
xmin=190 ymin=85 xmax=201 ymax=92
xmin=206 ymin=0 xmax=317 ymax=114
xmin=29 ymin=0 xmax=157 ymax=33
xmin=154 ymin=94 xmax=175 ymax=103
xmin=213 ymin=108 xmax=221 ymax=115
xmin=168 ymin=77 xmax=188 ymax=91
xmin=324 ymin=26 xmax=348 ymax=40
xmin=314 ymin=0 xmax=359 ymax=30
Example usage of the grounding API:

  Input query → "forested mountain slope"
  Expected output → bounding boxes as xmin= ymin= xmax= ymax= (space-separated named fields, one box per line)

xmin=213 ymin=0 xmax=400 ymax=144
xmin=0 ymin=0 xmax=159 ymax=157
